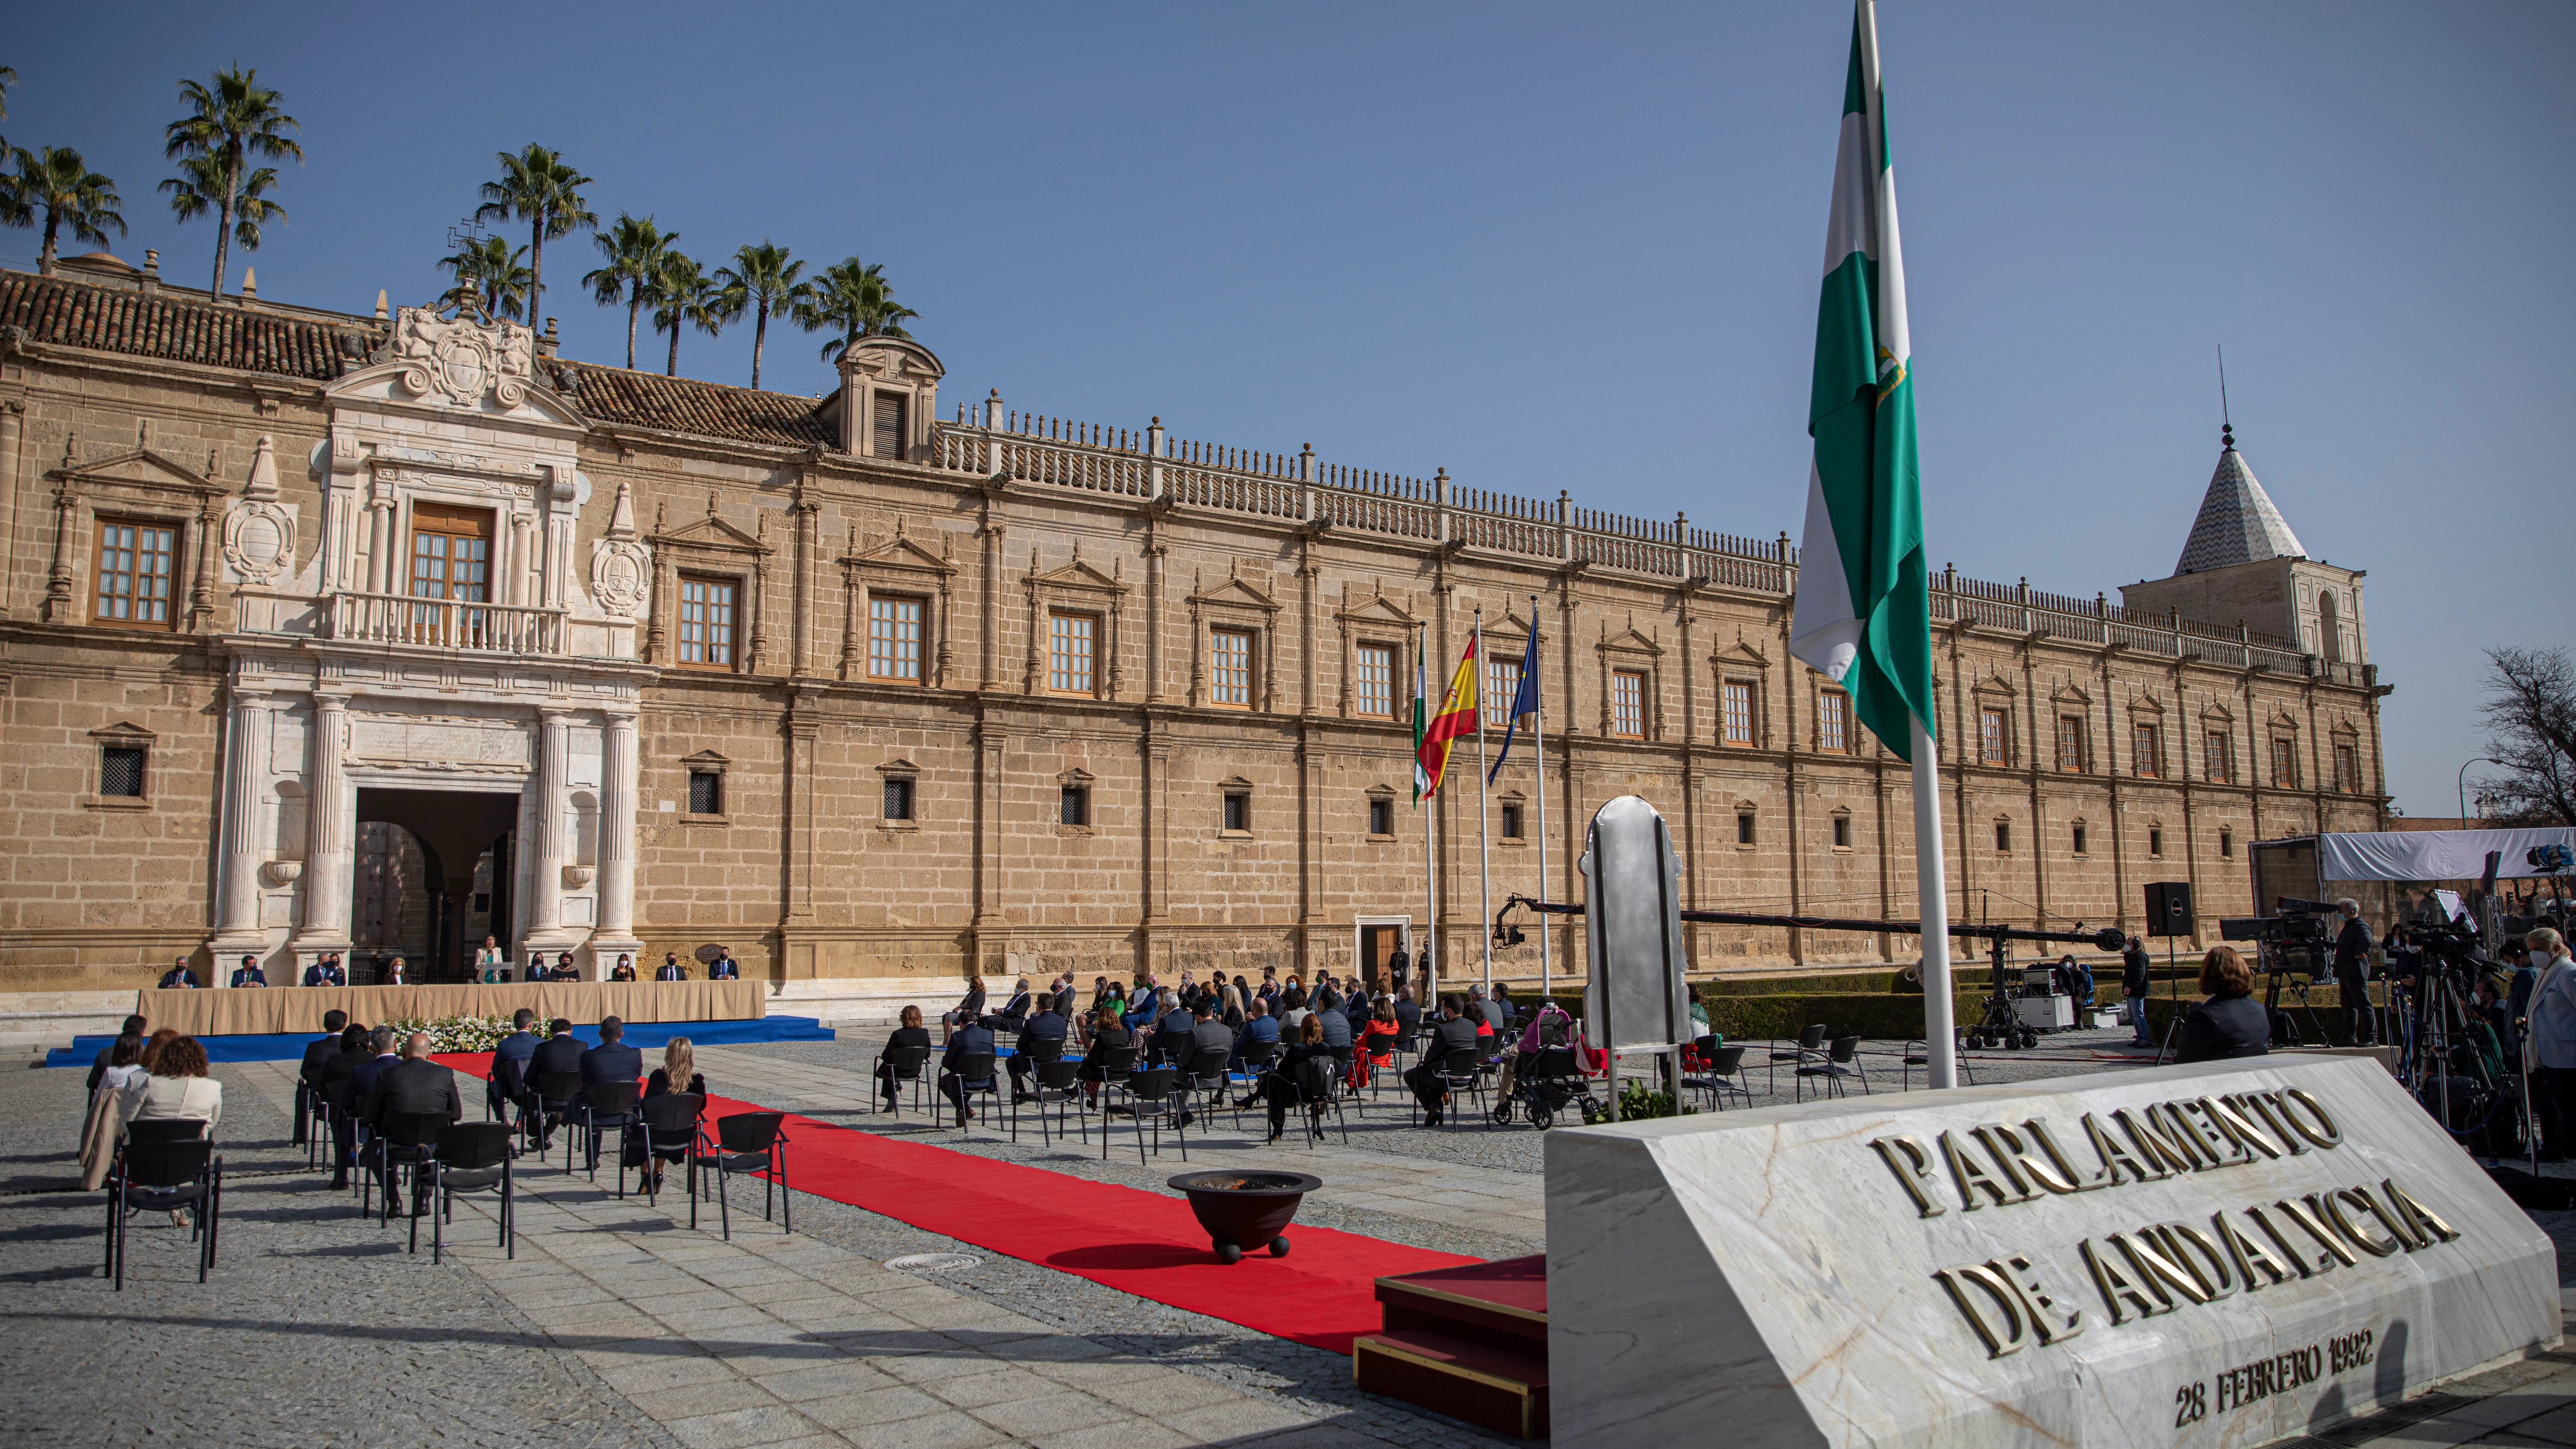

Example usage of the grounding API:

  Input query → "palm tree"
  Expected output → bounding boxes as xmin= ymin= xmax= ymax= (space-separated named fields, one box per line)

xmin=475 ymin=145 xmax=594 ymax=342
xmin=645 ymin=251 xmax=733 ymax=377
xmin=0 ymin=65 xmax=17 ymax=154
xmin=583 ymin=214 xmax=678 ymax=370
xmin=712 ymin=242 xmax=811 ymax=391
xmin=3 ymin=146 xmax=127 ymax=276
xmin=163 ymin=67 xmax=302 ymax=297
xmin=160 ymin=152 xmax=288 ymax=274
xmin=791 ymin=256 xmax=918 ymax=364
xmin=439 ymin=235 xmax=532 ymax=320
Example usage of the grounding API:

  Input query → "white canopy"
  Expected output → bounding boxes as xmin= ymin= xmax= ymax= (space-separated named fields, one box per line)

xmin=2314 ymin=828 xmax=2576 ymax=883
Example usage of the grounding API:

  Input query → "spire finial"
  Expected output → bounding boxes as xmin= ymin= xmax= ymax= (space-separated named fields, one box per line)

xmin=2217 ymin=343 xmax=2234 ymax=449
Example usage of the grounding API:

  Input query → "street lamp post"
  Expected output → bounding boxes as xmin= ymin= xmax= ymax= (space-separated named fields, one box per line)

xmin=2458 ymin=756 xmax=2500 ymax=824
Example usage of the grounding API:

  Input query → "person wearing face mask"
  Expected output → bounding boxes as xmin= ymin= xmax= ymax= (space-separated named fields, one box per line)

xmin=2329 ymin=897 xmax=2376 ymax=1046
xmin=2521 ymin=928 xmax=2576 ymax=1162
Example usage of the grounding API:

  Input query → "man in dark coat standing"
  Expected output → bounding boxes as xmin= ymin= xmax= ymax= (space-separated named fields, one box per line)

xmin=2331 ymin=898 xmax=2376 ymax=1046
xmin=2122 ymin=936 xmax=2154 ymax=1047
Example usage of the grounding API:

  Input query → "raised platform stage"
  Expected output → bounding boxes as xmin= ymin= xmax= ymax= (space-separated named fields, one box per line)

xmin=1354 ymin=1254 xmax=1548 ymax=1439
xmin=43 ymin=1014 xmax=834 ymax=1065
xmin=129 ymin=979 xmax=765 ymax=1035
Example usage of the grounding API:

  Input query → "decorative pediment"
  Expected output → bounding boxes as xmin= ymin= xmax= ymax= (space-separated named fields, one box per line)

xmin=2127 ymin=692 xmax=2166 ymax=716
xmin=89 ymin=720 xmax=159 ymax=746
xmin=2049 ymin=681 xmax=2091 ymax=706
xmin=1186 ymin=569 xmax=1278 ymax=613
xmin=845 ymin=522 xmax=958 ymax=577
xmin=2267 ymin=706 xmax=2302 ymax=731
xmin=328 ymin=305 xmax=585 ymax=427
xmin=1218 ymin=775 xmax=1256 ymax=790
xmin=680 ymin=749 xmax=732 ymax=770
xmin=1597 ymin=619 xmax=1661 ymax=657
xmin=1364 ymin=782 xmax=1398 ymax=798
xmin=2201 ymin=702 xmax=2235 ymax=725
xmin=877 ymin=757 xmax=922 ymax=775
xmin=1970 ymin=670 xmax=2016 ymax=698
xmin=47 ymin=445 xmax=228 ymax=499
xmin=1056 ymin=766 xmax=1096 ymax=787
xmin=1334 ymin=582 xmax=1418 ymax=629
xmin=650 ymin=494 xmax=771 ymax=556
xmin=1029 ymin=552 xmax=1127 ymax=596
xmin=838 ymin=335 xmax=947 ymax=383
xmin=1711 ymin=638 xmax=1769 ymax=667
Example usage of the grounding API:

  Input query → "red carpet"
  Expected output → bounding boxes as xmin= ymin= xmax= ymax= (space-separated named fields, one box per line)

xmin=434 ymin=1052 xmax=1478 ymax=1353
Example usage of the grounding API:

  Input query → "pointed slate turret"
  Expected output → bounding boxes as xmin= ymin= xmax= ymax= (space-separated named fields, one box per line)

xmin=2175 ymin=424 xmax=2305 ymax=574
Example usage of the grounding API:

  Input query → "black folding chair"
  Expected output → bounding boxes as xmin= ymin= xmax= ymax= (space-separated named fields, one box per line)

xmin=429 ymin=1121 xmax=514 ymax=1264
xmin=1327 ymin=1044 xmax=1366 ymax=1120
xmin=1902 ymin=1038 xmax=1980 ymax=1091
xmin=1085 ymin=1044 xmax=1142 ymax=1153
xmin=1431 ymin=1046 xmax=1487 ymax=1130
xmin=104 ymin=1134 xmax=220 ymax=1291
xmin=941 ymin=1051 xmax=999 ymax=1134
xmin=1796 ymin=1035 xmax=1868 ymax=1101
xmin=1289 ymin=1053 xmax=1349 ymax=1148
xmin=1124 ymin=1065 xmax=1187 ymax=1164
xmin=1769 ymin=1024 xmax=1829 ymax=1095
xmin=636 ymin=1093 xmax=705 ymax=1223
xmin=534 ymin=1071 xmax=585 ymax=1165
xmin=701 ymin=1111 xmax=790 ymax=1241
xmin=1230 ymin=1040 xmax=1280 ymax=1130
xmin=583 ymin=1082 xmax=644 ymax=1195
xmin=1682 ymin=1042 xmax=1753 ymax=1112
xmin=367 ymin=1111 xmax=447 ymax=1253
xmin=877 ymin=1044 xmax=932 ymax=1118
xmin=1179 ymin=1047 xmax=1232 ymax=1138
xmin=1017 ymin=1059 xmax=1086 ymax=1144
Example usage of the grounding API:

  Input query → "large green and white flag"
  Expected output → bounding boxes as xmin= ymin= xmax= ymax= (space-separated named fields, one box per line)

xmin=1789 ymin=0 xmax=1935 ymax=764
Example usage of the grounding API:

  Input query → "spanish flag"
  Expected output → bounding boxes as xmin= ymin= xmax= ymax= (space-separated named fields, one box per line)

xmin=1414 ymin=635 xmax=1479 ymax=800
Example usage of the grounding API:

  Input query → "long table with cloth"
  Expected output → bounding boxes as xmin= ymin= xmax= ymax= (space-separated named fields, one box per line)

xmin=135 ymin=979 xmax=764 ymax=1036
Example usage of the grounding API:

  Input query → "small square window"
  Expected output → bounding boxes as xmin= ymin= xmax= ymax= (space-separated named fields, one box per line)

xmin=1222 ymin=790 xmax=1250 ymax=833
xmin=473 ymin=892 xmax=492 ymax=913
xmin=1994 ymin=820 xmax=2013 ymax=853
xmin=1370 ymin=798 xmax=1394 ymax=836
xmin=1736 ymin=811 xmax=1756 ymax=846
xmin=687 ymin=772 xmax=723 ymax=815
xmin=1061 ymin=785 xmax=1090 ymax=827
xmin=883 ymin=777 xmax=916 ymax=821
xmin=2219 ymin=828 xmax=2234 ymax=859
xmin=1500 ymin=802 xmax=1523 ymax=840
xmin=1831 ymin=815 xmax=1850 ymax=849
xmin=2072 ymin=823 xmax=2088 ymax=855
xmin=100 ymin=746 xmax=146 ymax=798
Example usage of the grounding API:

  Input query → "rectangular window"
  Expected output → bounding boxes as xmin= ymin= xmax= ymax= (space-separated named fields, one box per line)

xmin=1485 ymin=657 xmax=1523 ymax=728
xmin=883 ymin=777 xmax=915 ymax=821
xmin=871 ymin=390 xmax=908 ymax=459
xmin=1817 ymin=691 xmax=1849 ymax=754
xmin=2149 ymin=827 xmax=2165 ymax=858
xmin=1831 ymin=815 xmax=1850 ymax=849
xmin=1209 ymin=628 xmax=1254 ymax=708
xmin=1736 ymin=811 xmax=1756 ymax=846
xmin=2056 ymin=714 xmax=2088 ymax=773
xmin=1049 ymin=611 xmax=1097 ymax=694
xmin=1356 ymin=644 xmax=1395 ymax=718
xmin=1722 ymin=680 xmax=1755 ymax=746
xmin=1222 ymin=790 xmax=1250 ymax=833
xmin=1995 ymin=820 xmax=2013 ymax=853
xmin=2205 ymin=730 xmax=2234 ymax=784
xmin=687 ymin=772 xmax=723 ymax=815
xmin=1061 ymin=784 xmax=1090 ymax=827
xmin=868 ymin=595 xmax=924 ymax=682
xmin=408 ymin=504 xmax=492 ymax=603
xmin=2334 ymin=744 xmax=2358 ymax=793
xmin=1500 ymin=802 xmax=1524 ymax=840
xmin=1370 ymin=798 xmax=1395 ymax=836
xmin=2270 ymin=737 xmax=2298 ymax=789
xmin=2220 ymin=828 xmax=2235 ymax=859
xmin=2133 ymin=723 xmax=2162 ymax=778
xmin=678 ymin=574 xmax=738 ymax=668
xmin=2072 ymin=823 xmax=2089 ymax=855
xmin=92 ymin=516 xmax=180 ymax=627
xmin=1980 ymin=707 xmax=2009 ymax=766
xmin=99 ymin=745 xmax=146 ymax=798
xmin=1612 ymin=670 xmax=1647 ymax=739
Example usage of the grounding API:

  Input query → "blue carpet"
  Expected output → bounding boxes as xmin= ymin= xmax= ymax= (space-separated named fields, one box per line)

xmin=43 ymin=1014 xmax=835 ymax=1066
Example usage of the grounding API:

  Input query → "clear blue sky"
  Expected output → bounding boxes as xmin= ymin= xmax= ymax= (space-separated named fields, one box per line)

xmin=8 ymin=2 xmax=2569 ymax=820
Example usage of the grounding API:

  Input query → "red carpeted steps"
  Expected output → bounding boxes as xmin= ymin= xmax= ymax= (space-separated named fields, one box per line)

xmin=1354 ymin=1254 xmax=1549 ymax=1439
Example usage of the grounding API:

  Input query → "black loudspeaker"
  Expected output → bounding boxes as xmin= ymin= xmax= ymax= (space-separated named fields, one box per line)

xmin=2144 ymin=882 xmax=2195 ymax=938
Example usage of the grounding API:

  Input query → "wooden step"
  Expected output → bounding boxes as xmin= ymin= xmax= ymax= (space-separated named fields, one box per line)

xmin=1376 ymin=1254 xmax=1547 ymax=1354
xmin=1354 ymin=1327 xmax=1549 ymax=1440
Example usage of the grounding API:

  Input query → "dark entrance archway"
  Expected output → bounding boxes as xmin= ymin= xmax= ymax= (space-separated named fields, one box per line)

xmin=353 ymin=788 xmax=519 ymax=983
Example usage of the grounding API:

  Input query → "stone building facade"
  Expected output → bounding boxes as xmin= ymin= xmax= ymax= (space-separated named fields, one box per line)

xmin=0 ymin=259 xmax=2392 ymax=1006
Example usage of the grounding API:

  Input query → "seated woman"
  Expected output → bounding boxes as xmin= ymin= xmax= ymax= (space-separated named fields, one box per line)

xmin=1260 ymin=1015 xmax=1334 ymax=1143
xmin=942 ymin=976 xmax=988 ymax=1045
xmin=549 ymin=952 xmax=583 ymax=982
xmin=1078 ymin=1004 xmax=1133 ymax=1105
xmin=2175 ymin=946 xmax=2270 ymax=1063
xmin=875 ymin=1006 xmax=933 ymax=1110
xmin=137 ymin=1028 xmax=180 ymax=1074
xmin=1220 ymin=983 xmax=1247 ymax=1030
xmin=79 ymin=1033 xmax=148 ymax=1163
xmin=1353 ymin=1001 xmax=1400 ymax=1088
xmin=608 ymin=954 xmax=638 ymax=982
xmin=119 ymin=1037 xmax=223 ymax=1137
xmin=1276 ymin=988 xmax=1311 ymax=1035
xmin=641 ymin=1038 xmax=705 ymax=1191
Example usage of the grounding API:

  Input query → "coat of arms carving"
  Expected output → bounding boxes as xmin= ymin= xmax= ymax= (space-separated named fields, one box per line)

xmin=391 ymin=302 xmax=534 ymax=411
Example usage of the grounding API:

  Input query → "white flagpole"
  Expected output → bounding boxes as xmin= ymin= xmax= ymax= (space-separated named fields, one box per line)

xmin=1420 ymin=624 xmax=1436 ymax=1002
xmin=1476 ymin=609 xmax=1493 ymax=994
xmin=1912 ymin=715 xmax=1956 ymax=1088
xmin=1531 ymin=595 xmax=1550 ymax=1005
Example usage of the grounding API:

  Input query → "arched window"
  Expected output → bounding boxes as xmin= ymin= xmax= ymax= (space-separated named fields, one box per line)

xmin=2317 ymin=589 xmax=2343 ymax=664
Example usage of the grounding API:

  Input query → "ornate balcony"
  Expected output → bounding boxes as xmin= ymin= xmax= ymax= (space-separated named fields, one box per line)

xmin=326 ymin=590 xmax=566 ymax=655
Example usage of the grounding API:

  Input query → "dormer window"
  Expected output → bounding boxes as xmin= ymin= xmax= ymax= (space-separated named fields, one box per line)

xmin=871 ymin=391 xmax=908 ymax=460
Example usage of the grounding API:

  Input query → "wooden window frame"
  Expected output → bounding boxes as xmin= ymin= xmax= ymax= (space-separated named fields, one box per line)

xmin=1355 ymin=642 xmax=1397 ymax=720
xmin=2055 ymin=713 xmax=2089 ymax=774
xmin=2269 ymin=735 xmax=2300 ymax=790
xmin=90 ymin=513 xmax=184 ymax=631
xmin=2132 ymin=722 xmax=2162 ymax=779
xmin=870 ymin=389 xmax=910 ymax=462
xmin=2333 ymin=742 xmax=2359 ymax=794
xmin=1049 ymin=610 xmax=1100 ymax=695
xmin=1209 ymin=627 xmax=1257 ymax=710
xmin=1610 ymin=669 xmax=1648 ymax=740
xmin=676 ymin=572 xmax=744 ymax=671
xmin=867 ymin=593 xmax=928 ymax=683
xmin=1721 ymin=679 xmax=1756 ymax=747
xmin=2204 ymin=729 xmax=2235 ymax=785
xmin=1485 ymin=654 xmax=1525 ymax=730
xmin=1978 ymin=706 xmax=2011 ymax=766
xmin=407 ymin=502 xmax=496 ymax=604
xmin=1817 ymin=689 xmax=1851 ymax=755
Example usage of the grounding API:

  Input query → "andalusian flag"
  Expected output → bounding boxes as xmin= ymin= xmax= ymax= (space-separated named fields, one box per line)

xmin=1414 ymin=636 xmax=1480 ymax=800
xmin=1411 ymin=629 xmax=1434 ymax=802
xmin=1788 ymin=1 xmax=1935 ymax=763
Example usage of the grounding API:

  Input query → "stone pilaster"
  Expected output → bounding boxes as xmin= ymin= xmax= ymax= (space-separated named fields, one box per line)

xmin=290 ymin=691 xmax=355 ymax=964
xmin=521 ymin=705 xmax=578 ymax=951
xmin=588 ymin=706 xmax=644 ymax=975
xmin=209 ymin=686 xmax=278 ymax=960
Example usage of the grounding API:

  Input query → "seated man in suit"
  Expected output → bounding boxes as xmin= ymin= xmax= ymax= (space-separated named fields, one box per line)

xmin=577 ymin=1016 xmax=646 ymax=1167
xmin=347 ymin=1025 xmax=403 ymax=1168
xmin=302 ymin=954 xmax=347 ymax=988
xmin=528 ymin=1018 xmax=586 ymax=1150
xmin=1392 ymin=987 xmax=1423 ymax=1036
xmin=706 ymin=950 xmax=741 ymax=981
xmin=1402 ymin=997 xmax=1485 ymax=1126
xmin=1312 ymin=999 xmax=1353 ymax=1052
xmin=656 ymin=953 xmax=688 ymax=981
xmin=292 ymin=1008 xmax=350 ymax=1144
xmin=1005 ymin=999 xmax=1070 ymax=1102
xmin=938 ymin=1017 xmax=998 ymax=1126
xmin=1229 ymin=997 xmax=1281 ymax=1074
xmin=1181 ymin=1000 xmax=1235 ymax=1119
xmin=1152 ymin=992 xmax=1196 ymax=1067
xmin=365 ymin=1032 xmax=464 ymax=1201
xmin=488 ymin=1008 xmax=542 ymax=1122
xmin=321 ymin=1023 xmax=370 ymax=1189
xmin=157 ymin=958 xmax=200 ymax=989
xmin=229 ymin=955 xmax=268 ymax=988
xmin=989 ymin=978 xmax=1033 ymax=1029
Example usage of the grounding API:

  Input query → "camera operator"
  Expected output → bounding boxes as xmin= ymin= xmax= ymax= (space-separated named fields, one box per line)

xmin=2331 ymin=897 xmax=2376 ymax=1046
xmin=2121 ymin=936 xmax=2154 ymax=1048
xmin=2523 ymin=928 xmax=2576 ymax=1163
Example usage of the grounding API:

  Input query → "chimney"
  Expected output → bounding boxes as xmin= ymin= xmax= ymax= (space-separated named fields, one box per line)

xmin=240 ymin=266 xmax=258 ymax=304
xmin=374 ymin=289 xmax=389 ymax=321
xmin=141 ymin=249 xmax=160 ymax=297
xmin=539 ymin=317 xmax=560 ymax=360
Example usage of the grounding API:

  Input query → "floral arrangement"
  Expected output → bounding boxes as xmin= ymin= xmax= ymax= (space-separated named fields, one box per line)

xmin=379 ymin=1013 xmax=526 ymax=1053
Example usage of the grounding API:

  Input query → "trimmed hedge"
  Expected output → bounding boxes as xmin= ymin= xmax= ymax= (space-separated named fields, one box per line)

xmin=1705 ymin=992 xmax=1988 ymax=1043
